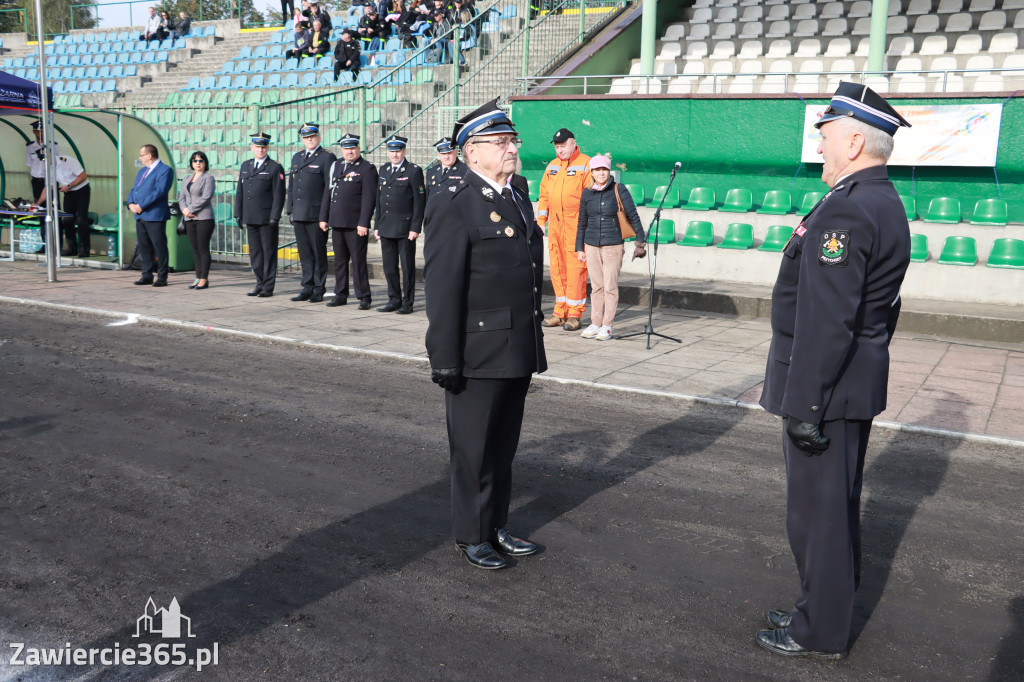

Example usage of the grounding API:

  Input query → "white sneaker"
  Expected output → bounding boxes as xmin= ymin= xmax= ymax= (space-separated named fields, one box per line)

xmin=580 ymin=324 xmax=601 ymax=339
xmin=596 ymin=326 xmax=612 ymax=340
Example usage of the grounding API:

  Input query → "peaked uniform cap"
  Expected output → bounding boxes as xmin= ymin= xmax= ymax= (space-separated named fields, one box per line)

xmin=434 ymin=137 xmax=456 ymax=153
xmin=336 ymin=132 xmax=360 ymax=147
xmin=385 ymin=135 xmax=408 ymax=149
xmin=299 ymin=123 xmax=320 ymax=137
xmin=250 ymin=131 xmax=271 ymax=146
xmin=452 ymin=98 xmax=516 ymax=147
xmin=815 ymin=81 xmax=911 ymax=136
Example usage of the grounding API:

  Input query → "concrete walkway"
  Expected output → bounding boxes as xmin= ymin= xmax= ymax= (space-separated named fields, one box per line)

xmin=2 ymin=258 xmax=1023 ymax=445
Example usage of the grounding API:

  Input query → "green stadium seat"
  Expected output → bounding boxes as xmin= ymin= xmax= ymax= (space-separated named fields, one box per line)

xmin=624 ymin=184 xmax=645 ymax=206
xmin=757 ymin=190 xmax=792 ymax=215
xmin=720 ymin=188 xmax=753 ymax=213
xmin=717 ymin=223 xmax=754 ymax=249
xmin=648 ymin=218 xmax=676 ymax=244
xmin=759 ymin=225 xmax=794 ymax=252
xmin=214 ymin=203 xmax=236 ymax=228
xmin=340 ymin=107 xmax=359 ymax=125
xmin=680 ymin=220 xmax=714 ymax=246
xmin=527 ymin=178 xmax=540 ymax=202
xmin=651 ymin=186 xmax=681 ymax=208
xmin=366 ymin=107 xmax=382 ymax=123
xmin=937 ymin=236 xmax=977 ymax=265
xmin=899 ymin=194 xmax=917 ymax=221
xmin=798 ymin=191 xmax=824 ymax=214
xmin=413 ymin=69 xmax=434 ymax=84
xmin=95 ymin=213 xmax=118 ymax=231
xmin=685 ymin=186 xmax=715 ymax=210
xmin=207 ymin=129 xmax=224 ymax=146
xmin=195 ymin=91 xmax=212 ymax=105
xmin=205 ymin=149 xmax=218 ymax=167
xmin=909 ymin=233 xmax=928 ymax=262
xmin=970 ymin=198 xmax=1008 ymax=226
xmin=986 ymin=238 xmax=1024 ymax=268
xmin=924 ymin=197 xmax=961 ymax=223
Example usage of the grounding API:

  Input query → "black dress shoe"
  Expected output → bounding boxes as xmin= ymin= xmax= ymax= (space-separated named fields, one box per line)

xmin=152 ymin=280 xmax=167 ymax=287
xmin=134 ymin=278 xmax=154 ymax=285
xmin=358 ymin=299 xmax=371 ymax=310
xmin=257 ymin=291 xmax=273 ymax=298
xmin=291 ymin=292 xmax=312 ymax=302
xmin=246 ymin=289 xmax=261 ymax=296
xmin=764 ymin=610 xmax=792 ymax=630
xmin=455 ymin=542 xmax=507 ymax=570
xmin=325 ymin=297 xmax=347 ymax=307
xmin=309 ymin=293 xmax=324 ymax=303
xmin=195 ymin=282 xmax=209 ymax=290
xmin=377 ymin=302 xmax=400 ymax=312
xmin=492 ymin=528 xmax=537 ymax=556
xmin=188 ymin=281 xmax=199 ymax=289
xmin=396 ymin=305 xmax=413 ymax=315
xmin=755 ymin=628 xmax=847 ymax=660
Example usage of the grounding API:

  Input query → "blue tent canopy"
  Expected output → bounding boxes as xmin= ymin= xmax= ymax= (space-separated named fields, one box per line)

xmin=0 ymin=69 xmax=52 ymax=117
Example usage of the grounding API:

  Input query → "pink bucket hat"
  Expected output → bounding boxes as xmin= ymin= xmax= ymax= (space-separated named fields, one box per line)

xmin=589 ymin=155 xmax=611 ymax=170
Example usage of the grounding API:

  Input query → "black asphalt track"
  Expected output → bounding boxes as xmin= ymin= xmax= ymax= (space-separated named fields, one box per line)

xmin=0 ymin=303 xmax=1022 ymax=681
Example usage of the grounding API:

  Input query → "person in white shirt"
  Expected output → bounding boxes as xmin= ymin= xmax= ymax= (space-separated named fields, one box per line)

xmin=50 ymin=155 xmax=91 ymax=257
xmin=141 ymin=7 xmax=165 ymax=45
xmin=25 ymin=120 xmax=61 ymax=207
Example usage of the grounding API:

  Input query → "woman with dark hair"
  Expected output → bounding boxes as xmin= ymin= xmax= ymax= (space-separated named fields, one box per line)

xmin=178 ymin=151 xmax=216 ymax=289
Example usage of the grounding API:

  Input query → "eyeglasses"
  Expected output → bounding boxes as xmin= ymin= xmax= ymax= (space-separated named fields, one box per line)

xmin=191 ymin=158 xmax=204 ymax=164
xmin=470 ymin=137 xmax=522 ymax=150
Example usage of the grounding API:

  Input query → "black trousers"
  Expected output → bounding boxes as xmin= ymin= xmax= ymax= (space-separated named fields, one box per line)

xmin=333 ymin=61 xmax=360 ymax=80
xmin=293 ymin=220 xmax=329 ymax=295
xmin=445 ymin=376 xmax=531 ymax=545
xmin=379 ymin=235 xmax=415 ymax=306
xmin=281 ymin=0 xmax=294 ymax=23
xmin=784 ymin=417 xmax=872 ymax=654
xmin=60 ymin=185 xmax=91 ymax=254
xmin=184 ymin=218 xmax=215 ymax=279
xmin=135 ymin=219 xmax=169 ymax=281
xmin=331 ymin=227 xmax=370 ymax=300
xmin=31 ymin=176 xmax=45 ymax=205
xmin=246 ymin=222 xmax=279 ymax=293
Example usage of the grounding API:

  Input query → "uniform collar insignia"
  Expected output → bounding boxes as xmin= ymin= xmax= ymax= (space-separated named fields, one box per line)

xmin=481 ymin=187 xmax=494 ymax=199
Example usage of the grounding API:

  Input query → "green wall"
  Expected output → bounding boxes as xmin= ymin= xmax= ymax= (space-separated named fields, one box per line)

xmin=510 ymin=95 xmax=1024 ymax=222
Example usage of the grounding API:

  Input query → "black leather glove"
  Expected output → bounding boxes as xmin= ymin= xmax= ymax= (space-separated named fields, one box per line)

xmin=431 ymin=366 xmax=462 ymax=392
xmin=787 ymin=418 xmax=831 ymax=456
xmin=269 ymin=220 xmax=279 ymax=229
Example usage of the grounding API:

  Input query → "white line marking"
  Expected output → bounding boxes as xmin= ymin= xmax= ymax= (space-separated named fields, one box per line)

xmin=4 ymin=295 xmax=1023 ymax=450
xmin=106 ymin=313 xmax=139 ymax=327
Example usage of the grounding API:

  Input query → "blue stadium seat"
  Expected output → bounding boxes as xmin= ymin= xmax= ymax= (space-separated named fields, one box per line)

xmin=217 ymin=61 xmax=235 ymax=75
xmin=122 ymin=65 xmax=137 ymax=76
xmin=267 ymin=58 xmax=284 ymax=72
xmin=52 ymin=80 xmax=66 ymax=93
xmin=183 ymin=76 xmax=201 ymax=90
xmin=265 ymin=73 xmax=283 ymax=88
xmin=97 ymin=65 xmax=111 ymax=78
xmin=337 ymin=70 xmax=356 ymax=86
xmin=155 ymin=51 xmax=169 ymax=62
xmin=214 ymin=75 xmax=232 ymax=89
xmin=299 ymin=56 xmax=316 ymax=70
xmin=317 ymin=55 xmax=332 ymax=70
xmin=89 ymin=80 xmax=104 ymax=93
xmin=200 ymin=76 xmax=217 ymax=89
xmin=251 ymin=59 xmax=267 ymax=72
xmin=115 ymin=52 xmax=130 ymax=64
xmin=285 ymin=19 xmax=294 ymax=30
xmin=13 ymin=68 xmax=25 ymax=78
xmin=282 ymin=72 xmax=299 ymax=87
xmin=84 ymin=32 xmax=96 ymax=43
xmin=129 ymin=52 xmax=143 ymax=64
xmin=202 ymin=26 xmax=216 ymax=37
xmin=249 ymin=73 xmax=265 ymax=88
xmin=81 ymin=54 xmax=94 ymax=65
xmin=300 ymin=71 xmax=318 ymax=86
xmin=142 ymin=52 xmax=156 ymax=64
xmin=73 ymin=66 xmax=86 ymax=78
xmin=384 ymin=37 xmax=401 ymax=51
xmin=284 ymin=57 xmax=299 ymax=71
xmin=396 ymin=68 xmax=412 ymax=84
xmin=173 ymin=38 xmax=186 ymax=49
xmin=235 ymin=60 xmax=251 ymax=73
xmin=318 ymin=71 xmax=335 ymax=86
xmin=159 ymin=38 xmax=172 ymax=50
xmin=102 ymin=79 xmax=117 ymax=91
xmin=232 ymin=74 xmax=249 ymax=88
xmin=117 ymin=31 xmax=130 ymax=41
xmin=499 ymin=6 xmax=517 ymax=18
xmin=253 ymin=45 xmax=269 ymax=59
xmin=85 ymin=65 xmax=98 ymax=78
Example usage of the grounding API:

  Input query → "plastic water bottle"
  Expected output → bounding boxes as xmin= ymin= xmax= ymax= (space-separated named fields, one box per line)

xmin=107 ymin=234 xmax=118 ymax=261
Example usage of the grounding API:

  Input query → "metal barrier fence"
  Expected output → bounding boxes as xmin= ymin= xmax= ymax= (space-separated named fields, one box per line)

xmin=515 ymin=68 xmax=1024 ymax=96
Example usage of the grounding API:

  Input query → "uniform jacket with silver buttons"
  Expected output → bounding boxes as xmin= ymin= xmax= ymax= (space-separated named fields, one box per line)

xmin=425 ymin=158 xmax=468 ymax=203
xmin=574 ymin=180 xmax=645 ymax=250
xmin=286 ymin=146 xmax=336 ymax=222
xmin=424 ymin=170 xmax=547 ymax=379
xmin=760 ymin=165 xmax=910 ymax=424
xmin=319 ymin=156 xmax=377 ymax=228
xmin=234 ymin=157 xmax=285 ymax=226
xmin=375 ymin=160 xmax=425 ymax=238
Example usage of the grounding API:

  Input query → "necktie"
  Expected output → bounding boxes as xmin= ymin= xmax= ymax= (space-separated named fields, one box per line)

xmin=442 ymin=167 xmax=448 ymax=177
xmin=306 ymin=152 xmax=312 ymax=160
xmin=502 ymin=188 xmax=527 ymax=227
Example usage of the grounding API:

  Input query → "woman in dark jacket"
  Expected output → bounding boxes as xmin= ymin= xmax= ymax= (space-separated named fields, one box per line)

xmin=178 ymin=150 xmax=216 ymax=289
xmin=574 ymin=155 xmax=646 ymax=340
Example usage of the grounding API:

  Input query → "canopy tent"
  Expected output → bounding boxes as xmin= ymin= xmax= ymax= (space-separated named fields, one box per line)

xmin=0 ymin=68 xmax=52 ymax=116
xmin=0 ymin=92 xmax=178 ymax=270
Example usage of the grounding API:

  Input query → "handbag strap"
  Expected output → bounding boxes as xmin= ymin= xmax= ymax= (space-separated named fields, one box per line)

xmin=613 ymin=182 xmax=625 ymax=213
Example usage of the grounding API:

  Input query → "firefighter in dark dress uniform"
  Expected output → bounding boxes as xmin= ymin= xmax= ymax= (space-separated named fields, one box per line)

xmin=374 ymin=134 xmax=425 ymax=314
xmin=319 ymin=133 xmax=378 ymax=309
xmin=286 ymin=123 xmax=336 ymax=303
xmin=424 ymin=136 xmax=468 ymax=203
xmin=756 ymin=82 xmax=912 ymax=659
xmin=423 ymin=99 xmax=547 ymax=570
xmin=235 ymin=132 xmax=286 ymax=297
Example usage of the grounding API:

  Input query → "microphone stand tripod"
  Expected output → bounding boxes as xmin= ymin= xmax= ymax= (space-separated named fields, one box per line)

xmin=618 ymin=164 xmax=682 ymax=349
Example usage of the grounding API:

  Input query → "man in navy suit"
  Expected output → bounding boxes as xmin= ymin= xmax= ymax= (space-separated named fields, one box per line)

xmin=125 ymin=144 xmax=174 ymax=286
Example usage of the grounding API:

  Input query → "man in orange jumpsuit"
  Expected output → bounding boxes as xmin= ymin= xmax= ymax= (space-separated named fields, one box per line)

xmin=537 ymin=128 xmax=591 ymax=331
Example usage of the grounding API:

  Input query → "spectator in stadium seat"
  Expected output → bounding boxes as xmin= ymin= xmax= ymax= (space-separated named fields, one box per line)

xmin=178 ymin=150 xmax=216 ymax=290
xmin=158 ymin=11 xmax=173 ymax=38
xmin=573 ymin=155 xmax=645 ymax=341
xmin=292 ymin=7 xmax=310 ymax=30
xmin=426 ymin=8 xmax=463 ymax=65
xmin=333 ymin=29 xmax=361 ymax=81
xmin=302 ymin=0 xmax=332 ymax=32
xmin=281 ymin=0 xmax=295 ymax=27
xmin=358 ymin=5 xmax=389 ymax=51
xmin=140 ymin=7 xmax=165 ymax=45
xmin=305 ymin=19 xmax=331 ymax=57
xmin=169 ymin=11 xmax=191 ymax=41
xmin=285 ymin=23 xmax=311 ymax=59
